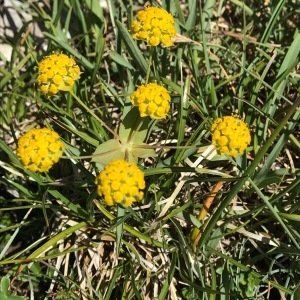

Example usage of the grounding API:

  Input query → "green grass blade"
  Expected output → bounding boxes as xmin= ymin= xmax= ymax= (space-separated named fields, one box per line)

xmin=158 ymin=251 xmax=177 ymax=300
xmin=115 ymin=20 xmax=148 ymax=74
xmin=260 ymin=0 xmax=286 ymax=43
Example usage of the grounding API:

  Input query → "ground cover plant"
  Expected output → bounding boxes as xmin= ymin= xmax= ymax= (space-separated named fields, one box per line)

xmin=0 ymin=0 xmax=300 ymax=299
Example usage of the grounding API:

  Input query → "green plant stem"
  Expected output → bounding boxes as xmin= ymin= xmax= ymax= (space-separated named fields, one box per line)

xmin=145 ymin=47 xmax=154 ymax=83
xmin=116 ymin=205 xmax=125 ymax=256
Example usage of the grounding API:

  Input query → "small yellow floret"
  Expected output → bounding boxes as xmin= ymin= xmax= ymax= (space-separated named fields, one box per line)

xmin=96 ymin=160 xmax=145 ymax=207
xmin=130 ymin=83 xmax=171 ymax=119
xmin=131 ymin=6 xmax=176 ymax=47
xmin=37 ymin=53 xmax=80 ymax=96
xmin=16 ymin=128 xmax=65 ymax=172
xmin=210 ymin=116 xmax=251 ymax=157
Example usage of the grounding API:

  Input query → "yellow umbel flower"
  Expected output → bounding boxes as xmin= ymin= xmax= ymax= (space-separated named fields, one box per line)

xmin=17 ymin=128 xmax=65 ymax=172
xmin=96 ymin=160 xmax=145 ymax=207
xmin=130 ymin=83 xmax=171 ymax=119
xmin=37 ymin=53 xmax=80 ymax=96
xmin=131 ymin=6 xmax=176 ymax=47
xmin=210 ymin=116 xmax=251 ymax=157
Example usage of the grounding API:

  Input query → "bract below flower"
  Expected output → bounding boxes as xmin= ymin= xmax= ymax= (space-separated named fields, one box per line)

xmin=210 ymin=116 xmax=251 ymax=157
xmin=17 ymin=128 xmax=65 ymax=172
xmin=131 ymin=6 xmax=176 ymax=47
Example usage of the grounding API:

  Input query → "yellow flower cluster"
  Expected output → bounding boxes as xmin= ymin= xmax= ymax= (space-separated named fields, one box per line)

xmin=96 ymin=160 xmax=145 ymax=207
xmin=130 ymin=83 xmax=171 ymax=119
xmin=131 ymin=6 xmax=176 ymax=47
xmin=17 ymin=128 xmax=65 ymax=172
xmin=210 ymin=116 xmax=251 ymax=157
xmin=37 ymin=53 xmax=80 ymax=96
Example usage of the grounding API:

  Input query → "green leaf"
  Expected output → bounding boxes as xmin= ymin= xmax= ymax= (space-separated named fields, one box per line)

xmin=0 ymin=277 xmax=24 ymax=300
xmin=115 ymin=20 xmax=148 ymax=74
xmin=158 ymin=252 xmax=177 ymax=300
xmin=116 ymin=205 xmax=125 ymax=256
xmin=293 ymin=282 xmax=300 ymax=299
xmin=278 ymin=212 xmax=300 ymax=222
xmin=131 ymin=143 xmax=157 ymax=159
xmin=61 ymin=117 xmax=99 ymax=146
xmin=17 ymin=221 xmax=87 ymax=275
xmin=0 ymin=276 xmax=9 ymax=294
xmin=48 ymin=190 xmax=89 ymax=220
xmin=273 ymin=31 xmax=300 ymax=100
xmin=118 ymin=107 xmax=150 ymax=144
xmin=0 ymin=52 xmax=32 ymax=90
xmin=116 ymin=107 xmax=156 ymax=162
xmin=228 ymin=0 xmax=253 ymax=16
xmin=108 ymin=50 xmax=134 ymax=70
xmin=91 ymin=139 xmax=125 ymax=165
xmin=260 ymin=0 xmax=285 ymax=43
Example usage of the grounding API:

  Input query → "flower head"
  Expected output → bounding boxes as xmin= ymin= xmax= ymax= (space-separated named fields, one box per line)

xmin=37 ymin=53 xmax=80 ymax=96
xmin=130 ymin=83 xmax=171 ymax=119
xmin=96 ymin=160 xmax=145 ymax=207
xmin=210 ymin=116 xmax=251 ymax=157
xmin=17 ymin=128 xmax=65 ymax=172
xmin=131 ymin=6 xmax=176 ymax=47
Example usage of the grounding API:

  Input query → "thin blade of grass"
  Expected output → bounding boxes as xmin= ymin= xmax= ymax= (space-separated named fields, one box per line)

xmin=158 ymin=251 xmax=177 ymax=300
xmin=115 ymin=20 xmax=148 ymax=75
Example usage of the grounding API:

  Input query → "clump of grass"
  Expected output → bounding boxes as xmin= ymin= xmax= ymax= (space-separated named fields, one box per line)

xmin=0 ymin=0 xmax=300 ymax=299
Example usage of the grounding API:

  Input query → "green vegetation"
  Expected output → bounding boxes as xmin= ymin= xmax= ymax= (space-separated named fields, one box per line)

xmin=0 ymin=0 xmax=299 ymax=299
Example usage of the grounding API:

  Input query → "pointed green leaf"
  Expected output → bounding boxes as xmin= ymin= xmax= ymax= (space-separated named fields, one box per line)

xmin=0 ymin=276 xmax=9 ymax=293
xmin=131 ymin=144 xmax=157 ymax=159
xmin=115 ymin=20 xmax=148 ymax=74
xmin=108 ymin=50 xmax=134 ymax=70
xmin=116 ymin=205 xmax=125 ymax=256
xmin=119 ymin=107 xmax=150 ymax=144
xmin=92 ymin=139 xmax=125 ymax=165
xmin=293 ymin=282 xmax=300 ymax=299
xmin=278 ymin=212 xmax=300 ymax=222
xmin=123 ymin=147 xmax=138 ymax=164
